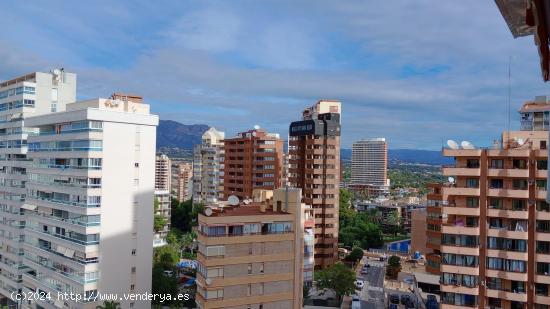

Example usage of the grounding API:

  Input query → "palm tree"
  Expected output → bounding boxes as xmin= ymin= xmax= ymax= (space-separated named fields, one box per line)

xmin=96 ymin=301 xmax=121 ymax=309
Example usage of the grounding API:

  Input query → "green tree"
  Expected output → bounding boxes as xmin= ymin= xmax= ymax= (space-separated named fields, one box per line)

xmin=315 ymin=263 xmax=356 ymax=303
xmin=303 ymin=284 xmax=311 ymax=303
xmin=385 ymin=211 xmax=402 ymax=235
xmin=154 ymin=214 xmax=167 ymax=231
xmin=96 ymin=301 xmax=121 ymax=309
xmin=151 ymin=264 xmax=179 ymax=305
xmin=346 ymin=247 xmax=364 ymax=266
xmin=386 ymin=255 xmax=402 ymax=279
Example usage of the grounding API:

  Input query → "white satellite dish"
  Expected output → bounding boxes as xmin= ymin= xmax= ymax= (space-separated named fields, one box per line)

xmin=204 ymin=208 xmax=213 ymax=216
xmin=517 ymin=138 xmax=525 ymax=145
xmin=53 ymin=69 xmax=61 ymax=76
xmin=447 ymin=140 xmax=459 ymax=150
xmin=254 ymin=125 xmax=260 ymax=130
xmin=205 ymin=278 xmax=212 ymax=285
xmin=448 ymin=177 xmax=455 ymax=184
xmin=461 ymin=141 xmax=475 ymax=149
xmin=228 ymin=195 xmax=240 ymax=206
xmin=243 ymin=199 xmax=251 ymax=205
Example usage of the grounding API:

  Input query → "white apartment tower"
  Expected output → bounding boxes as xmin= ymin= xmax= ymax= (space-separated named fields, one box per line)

xmin=0 ymin=70 xmax=76 ymax=303
xmin=350 ymin=138 xmax=389 ymax=196
xmin=0 ymin=71 xmax=158 ymax=309
xmin=192 ymin=127 xmax=224 ymax=204
xmin=153 ymin=154 xmax=171 ymax=247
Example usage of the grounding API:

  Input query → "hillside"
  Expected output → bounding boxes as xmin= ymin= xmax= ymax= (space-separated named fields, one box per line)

xmin=156 ymin=120 xmax=210 ymax=149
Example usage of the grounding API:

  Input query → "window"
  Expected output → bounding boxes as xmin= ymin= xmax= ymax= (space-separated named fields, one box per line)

xmin=466 ymin=197 xmax=479 ymax=208
xmin=538 ymin=160 xmax=548 ymax=170
xmin=130 ymin=284 xmax=135 ymax=291
xmin=489 ymin=179 xmax=503 ymax=189
xmin=259 ymin=263 xmax=264 ymax=274
xmin=490 ymin=159 xmax=504 ymax=169
xmin=205 ymin=246 xmax=225 ymax=256
xmin=513 ymin=159 xmax=527 ymax=169
xmin=248 ymin=263 xmax=252 ymax=275
xmin=131 ymin=249 xmax=136 ymax=256
xmin=489 ymin=198 xmax=503 ymax=209
xmin=512 ymin=179 xmax=528 ymax=190
xmin=129 ymin=303 xmax=134 ymax=308
xmin=134 ymin=163 xmax=139 ymax=167
xmin=465 ymin=178 xmax=479 ymax=188
xmin=207 ymin=267 xmax=224 ymax=278
xmin=466 ymin=159 xmax=479 ymax=168
xmin=247 ymin=284 xmax=251 ymax=296
xmin=131 ymin=267 xmax=136 ymax=273
xmin=259 ymin=283 xmax=264 ymax=295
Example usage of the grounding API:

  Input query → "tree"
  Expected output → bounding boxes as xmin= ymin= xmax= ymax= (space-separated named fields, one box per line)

xmin=152 ymin=264 xmax=179 ymax=306
xmin=315 ymin=263 xmax=356 ymax=303
xmin=96 ymin=301 xmax=121 ymax=309
xmin=385 ymin=211 xmax=402 ymax=235
xmin=153 ymin=245 xmax=179 ymax=269
xmin=346 ymin=247 xmax=364 ymax=266
xmin=154 ymin=214 xmax=167 ymax=231
xmin=386 ymin=255 xmax=402 ymax=279
xmin=303 ymin=284 xmax=311 ymax=303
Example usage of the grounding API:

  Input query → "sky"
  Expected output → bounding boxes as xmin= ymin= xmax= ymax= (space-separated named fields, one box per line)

xmin=0 ymin=1 xmax=548 ymax=149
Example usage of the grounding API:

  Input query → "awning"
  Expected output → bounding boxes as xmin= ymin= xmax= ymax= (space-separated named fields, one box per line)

xmin=20 ymin=204 xmax=37 ymax=211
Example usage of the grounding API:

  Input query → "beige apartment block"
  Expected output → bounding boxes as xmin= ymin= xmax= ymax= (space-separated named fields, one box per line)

xmin=195 ymin=188 xmax=307 ymax=309
xmin=437 ymin=97 xmax=550 ymax=309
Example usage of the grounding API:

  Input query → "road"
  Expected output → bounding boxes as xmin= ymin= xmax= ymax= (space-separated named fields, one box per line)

xmin=356 ymin=258 xmax=385 ymax=309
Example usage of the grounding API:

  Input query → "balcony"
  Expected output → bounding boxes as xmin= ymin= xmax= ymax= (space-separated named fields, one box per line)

xmin=441 ymin=224 xmax=479 ymax=236
xmin=485 ymin=288 xmax=527 ymax=302
xmin=440 ymin=245 xmax=479 ymax=256
xmin=485 ymin=269 xmax=527 ymax=281
xmin=486 ymin=249 xmax=528 ymax=261
xmin=487 ymin=208 xmax=529 ymax=220
xmin=440 ymin=264 xmax=479 ymax=276
xmin=440 ymin=284 xmax=479 ymax=295
xmin=442 ymin=206 xmax=480 ymax=216
xmin=487 ymin=168 xmax=529 ymax=178
xmin=487 ymin=188 xmax=529 ymax=199
xmin=442 ymin=167 xmax=480 ymax=177
xmin=487 ymin=227 xmax=528 ymax=240
xmin=442 ymin=187 xmax=480 ymax=197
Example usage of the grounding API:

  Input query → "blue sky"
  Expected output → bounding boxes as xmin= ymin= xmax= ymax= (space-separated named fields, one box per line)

xmin=1 ymin=1 xmax=548 ymax=149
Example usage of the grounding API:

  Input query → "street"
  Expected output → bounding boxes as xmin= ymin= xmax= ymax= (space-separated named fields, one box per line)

xmin=356 ymin=258 xmax=385 ymax=309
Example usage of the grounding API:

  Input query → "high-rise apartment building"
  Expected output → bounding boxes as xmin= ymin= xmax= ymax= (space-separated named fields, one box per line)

xmin=223 ymin=127 xmax=283 ymax=200
xmin=436 ymin=96 xmax=550 ymax=309
xmin=153 ymin=154 xmax=171 ymax=247
xmin=193 ymin=128 xmax=224 ymax=204
xmin=288 ymin=100 xmax=341 ymax=269
xmin=350 ymin=138 xmax=389 ymax=196
xmin=171 ymin=161 xmax=192 ymax=202
xmin=0 ymin=70 xmax=76 ymax=304
xmin=196 ymin=188 xmax=306 ymax=309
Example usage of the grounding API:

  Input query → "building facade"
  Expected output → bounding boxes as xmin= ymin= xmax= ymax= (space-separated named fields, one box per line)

xmin=0 ymin=70 xmax=76 ymax=304
xmin=223 ymin=127 xmax=283 ymax=200
xmin=196 ymin=188 xmax=306 ymax=309
xmin=24 ymin=95 xmax=157 ymax=308
xmin=350 ymin=138 xmax=389 ymax=196
xmin=288 ymin=100 xmax=341 ymax=269
xmin=171 ymin=161 xmax=192 ymax=202
xmin=153 ymin=154 xmax=171 ymax=247
xmin=193 ymin=128 xmax=224 ymax=204
xmin=437 ymin=97 xmax=550 ymax=309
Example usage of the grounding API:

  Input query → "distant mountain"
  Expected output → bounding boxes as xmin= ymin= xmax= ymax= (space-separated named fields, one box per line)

xmin=156 ymin=120 xmax=210 ymax=149
xmin=341 ymin=148 xmax=453 ymax=166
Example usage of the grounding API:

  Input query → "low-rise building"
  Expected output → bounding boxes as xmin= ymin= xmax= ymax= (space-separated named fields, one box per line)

xmin=196 ymin=188 xmax=307 ymax=309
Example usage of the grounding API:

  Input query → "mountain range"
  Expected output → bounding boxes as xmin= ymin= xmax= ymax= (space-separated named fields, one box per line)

xmin=156 ymin=120 xmax=452 ymax=165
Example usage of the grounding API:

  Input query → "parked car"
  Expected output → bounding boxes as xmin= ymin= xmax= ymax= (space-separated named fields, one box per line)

xmin=426 ymin=294 xmax=439 ymax=309
xmin=360 ymin=267 xmax=368 ymax=275
xmin=389 ymin=294 xmax=400 ymax=304
xmin=355 ymin=280 xmax=365 ymax=289
xmin=389 ymin=304 xmax=398 ymax=309
xmin=400 ymin=294 xmax=412 ymax=305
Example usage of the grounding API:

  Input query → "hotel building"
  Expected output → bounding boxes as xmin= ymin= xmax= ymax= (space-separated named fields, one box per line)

xmin=196 ymin=188 xmax=306 ymax=309
xmin=437 ymin=96 xmax=550 ymax=309
xmin=193 ymin=128 xmax=225 ymax=204
xmin=350 ymin=138 xmax=389 ymax=196
xmin=154 ymin=154 xmax=171 ymax=247
xmin=288 ymin=100 xmax=341 ymax=269
xmin=223 ymin=127 xmax=283 ymax=200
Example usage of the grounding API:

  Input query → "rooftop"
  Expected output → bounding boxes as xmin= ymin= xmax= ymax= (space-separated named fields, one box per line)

xmin=202 ymin=203 xmax=290 ymax=217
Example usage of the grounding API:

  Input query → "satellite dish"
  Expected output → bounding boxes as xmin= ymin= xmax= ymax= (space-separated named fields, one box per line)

xmin=254 ymin=125 xmax=260 ymax=130
xmin=461 ymin=141 xmax=475 ymax=149
xmin=517 ymin=138 xmax=525 ymax=145
xmin=204 ymin=208 xmax=213 ymax=216
xmin=228 ymin=195 xmax=240 ymax=206
xmin=447 ymin=140 xmax=459 ymax=150
xmin=448 ymin=177 xmax=455 ymax=184
xmin=205 ymin=278 xmax=212 ymax=285
xmin=53 ymin=69 xmax=61 ymax=76
xmin=243 ymin=199 xmax=251 ymax=205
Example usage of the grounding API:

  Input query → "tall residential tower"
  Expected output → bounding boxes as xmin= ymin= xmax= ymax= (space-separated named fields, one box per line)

xmin=288 ymin=100 xmax=341 ymax=269
xmin=192 ymin=128 xmax=225 ymax=204
xmin=350 ymin=138 xmax=389 ymax=196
